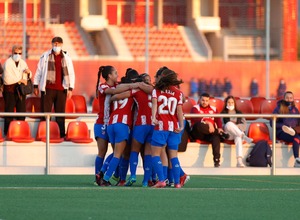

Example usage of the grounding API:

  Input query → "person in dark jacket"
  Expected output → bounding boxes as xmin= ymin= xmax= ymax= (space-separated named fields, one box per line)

xmin=270 ymin=91 xmax=300 ymax=167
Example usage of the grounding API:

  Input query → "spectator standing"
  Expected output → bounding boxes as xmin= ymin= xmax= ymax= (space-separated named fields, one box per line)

xmin=33 ymin=36 xmax=75 ymax=138
xmin=221 ymin=96 xmax=253 ymax=167
xmin=2 ymin=45 xmax=32 ymax=135
xmin=190 ymin=92 xmax=226 ymax=167
xmin=215 ymin=79 xmax=223 ymax=97
xmin=223 ymin=77 xmax=232 ymax=96
xmin=270 ymin=91 xmax=300 ymax=167
xmin=208 ymin=79 xmax=216 ymax=97
xmin=277 ymin=78 xmax=286 ymax=98
xmin=250 ymin=78 xmax=259 ymax=97
xmin=198 ymin=78 xmax=207 ymax=96
xmin=189 ymin=77 xmax=198 ymax=97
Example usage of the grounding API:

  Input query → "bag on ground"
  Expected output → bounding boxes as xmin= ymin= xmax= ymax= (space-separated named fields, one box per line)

xmin=246 ymin=140 xmax=272 ymax=167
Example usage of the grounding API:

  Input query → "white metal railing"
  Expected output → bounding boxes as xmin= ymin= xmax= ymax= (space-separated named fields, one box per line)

xmin=0 ymin=112 xmax=298 ymax=175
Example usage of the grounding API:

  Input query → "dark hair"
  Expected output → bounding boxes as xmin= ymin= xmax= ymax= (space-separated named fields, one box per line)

xmin=96 ymin=65 xmax=114 ymax=96
xmin=120 ymin=68 xmax=139 ymax=83
xmin=155 ymin=66 xmax=169 ymax=78
xmin=52 ymin=36 xmax=63 ymax=43
xmin=200 ymin=92 xmax=210 ymax=98
xmin=221 ymin=95 xmax=240 ymax=113
xmin=154 ymin=69 xmax=183 ymax=90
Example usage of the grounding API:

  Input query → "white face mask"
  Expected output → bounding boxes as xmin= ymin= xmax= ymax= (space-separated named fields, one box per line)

xmin=53 ymin=46 xmax=62 ymax=53
xmin=12 ymin=54 xmax=21 ymax=62
xmin=227 ymin=105 xmax=235 ymax=111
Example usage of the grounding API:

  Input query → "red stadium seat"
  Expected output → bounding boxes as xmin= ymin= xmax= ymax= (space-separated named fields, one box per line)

xmin=65 ymin=98 xmax=77 ymax=119
xmin=260 ymin=99 xmax=277 ymax=114
xmin=235 ymin=99 xmax=255 ymax=120
xmin=91 ymin=97 xmax=100 ymax=113
xmin=182 ymin=97 xmax=197 ymax=114
xmin=65 ymin=121 xmax=93 ymax=143
xmin=209 ymin=98 xmax=224 ymax=113
xmin=25 ymin=96 xmax=41 ymax=118
xmin=247 ymin=122 xmax=271 ymax=144
xmin=71 ymin=95 xmax=87 ymax=113
xmin=250 ymin=97 xmax=266 ymax=114
xmin=0 ymin=128 xmax=4 ymax=142
xmin=6 ymin=121 xmax=35 ymax=143
xmin=36 ymin=121 xmax=64 ymax=143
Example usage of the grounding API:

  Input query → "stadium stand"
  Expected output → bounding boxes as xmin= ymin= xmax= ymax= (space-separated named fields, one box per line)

xmin=91 ymin=97 xmax=99 ymax=113
xmin=119 ymin=24 xmax=191 ymax=59
xmin=250 ymin=96 xmax=266 ymax=114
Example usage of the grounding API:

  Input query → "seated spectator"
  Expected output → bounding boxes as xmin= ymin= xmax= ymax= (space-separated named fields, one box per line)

xmin=271 ymin=91 xmax=300 ymax=168
xmin=221 ymin=96 xmax=253 ymax=167
xmin=189 ymin=92 xmax=227 ymax=167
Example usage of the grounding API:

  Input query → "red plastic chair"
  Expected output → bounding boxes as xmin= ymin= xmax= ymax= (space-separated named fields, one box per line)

xmin=0 ymin=128 xmax=4 ymax=142
xmin=65 ymin=98 xmax=77 ymax=119
xmin=182 ymin=97 xmax=197 ymax=114
xmin=235 ymin=99 xmax=255 ymax=120
xmin=6 ymin=121 xmax=35 ymax=143
xmin=65 ymin=121 xmax=93 ymax=143
xmin=36 ymin=121 xmax=64 ymax=143
xmin=260 ymin=99 xmax=277 ymax=114
xmin=209 ymin=98 xmax=224 ymax=113
xmin=247 ymin=122 xmax=271 ymax=144
xmin=71 ymin=95 xmax=87 ymax=113
xmin=91 ymin=97 xmax=100 ymax=113
xmin=25 ymin=96 xmax=41 ymax=118
xmin=250 ymin=97 xmax=266 ymax=114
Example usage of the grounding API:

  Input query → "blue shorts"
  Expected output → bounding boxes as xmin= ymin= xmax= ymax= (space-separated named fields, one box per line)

xmin=94 ymin=124 xmax=109 ymax=141
xmin=107 ymin=123 xmax=130 ymax=144
xmin=132 ymin=125 xmax=154 ymax=144
xmin=151 ymin=130 xmax=181 ymax=150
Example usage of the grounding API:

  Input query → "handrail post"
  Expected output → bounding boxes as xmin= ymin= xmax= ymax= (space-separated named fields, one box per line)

xmin=45 ymin=114 xmax=50 ymax=175
xmin=271 ymin=115 xmax=277 ymax=175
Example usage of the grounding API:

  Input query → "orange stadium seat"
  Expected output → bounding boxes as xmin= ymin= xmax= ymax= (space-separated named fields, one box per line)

xmin=247 ymin=122 xmax=271 ymax=144
xmin=71 ymin=95 xmax=87 ymax=113
xmin=182 ymin=97 xmax=197 ymax=114
xmin=6 ymin=121 xmax=35 ymax=143
xmin=0 ymin=128 xmax=4 ymax=142
xmin=26 ymin=96 xmax=41 ymax=118
xmin=65 ymin=121 xmax=93 ymax=143
xmin=65 ymin=98 xmax=77 ymax=119
xmin=36 ymin=121 xmax=64 ymax=143
xmin=91 ymin=97 xmax=100 ymax=113
xmin=209 ymin=98 xmax=224 ymax=113
xmin=250 ymin=97 xmax=266 ymax=114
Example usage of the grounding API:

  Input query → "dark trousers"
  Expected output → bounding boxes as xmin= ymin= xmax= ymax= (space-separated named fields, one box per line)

xmin=3 ymin=87 xmax=26 ymax=135
xmin=190 ymin=122 xmax=221 ymax=162
xmin=277 ymin=130 xmax=300 ymax=158
xmin=41 ymin=89 xmax=67 ymax=138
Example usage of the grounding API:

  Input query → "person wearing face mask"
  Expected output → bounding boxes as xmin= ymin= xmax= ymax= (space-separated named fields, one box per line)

xmin=271 ymin=91 xmax=300 ymax=167
xmin=221 ymin=96 xmax=253 ymax=167
xmin=2 ymin=45 xmax=32 ymax=136
xmin=33 ymin=36 xmax=75 ymax=138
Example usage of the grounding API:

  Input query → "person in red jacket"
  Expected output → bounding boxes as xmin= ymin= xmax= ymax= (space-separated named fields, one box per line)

xmin=190 ymin=92 xmax=227 ymax=167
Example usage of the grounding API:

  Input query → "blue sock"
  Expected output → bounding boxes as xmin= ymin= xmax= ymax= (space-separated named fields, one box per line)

xmin=167 ymin=167 xmax=174 ymax=183
xmin=152 ymin=169 xmax=157 ymax=181
xmin=101 ymin=153 xmax=113 ymax=173
xmin=152 ymin=156 xmax=164 ymax=182
xmin=119 ymin=157 xmax=129 ymax=181
xmin=143 ymin=155 xmax=152 ymax=184
xmin=163 ymin=166 xmax=168 ymax=180
xmin=95 ymin=156 xmax=104 ymax=175
xmin=103 ymin=157 xmax=120 ymax=181
xmin=129 ymin=151 xmax=139 ymax=178
xmin=171 ymin=157 xmax=180 ymax=184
